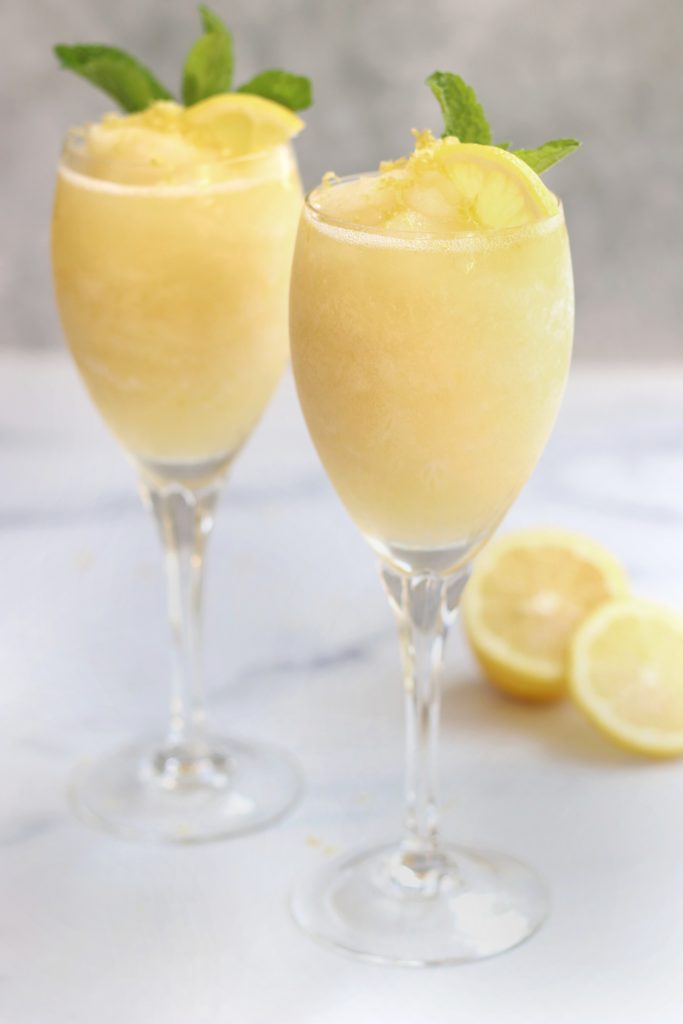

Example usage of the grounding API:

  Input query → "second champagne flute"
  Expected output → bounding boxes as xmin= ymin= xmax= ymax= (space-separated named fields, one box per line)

xmin=51 ymin=24 xmax=311 ymax=842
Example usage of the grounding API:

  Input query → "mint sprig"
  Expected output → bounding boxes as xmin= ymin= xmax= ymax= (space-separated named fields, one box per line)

xmin=55 ymin=5 xmax=312 ymax=114
xmin=182 ymin=5 xmax=234 ymax=105
xmin=427 ymin=70 xmax=580 ymax=173
xmin=53 ymin=45 xmax=172 ymax=113
xmin=236 ymin=70 xmax=312 ymax=112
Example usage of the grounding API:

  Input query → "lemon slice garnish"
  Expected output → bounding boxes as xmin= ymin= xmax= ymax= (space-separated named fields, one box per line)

xmin=183 ymin=93 xmax=304 ymax=154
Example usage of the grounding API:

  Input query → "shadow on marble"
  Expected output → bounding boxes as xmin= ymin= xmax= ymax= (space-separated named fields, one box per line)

xmin=440 ymin=674 xmax=651 ymax=770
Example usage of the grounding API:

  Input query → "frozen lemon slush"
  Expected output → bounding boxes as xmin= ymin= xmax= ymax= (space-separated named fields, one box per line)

xmin=52 ymin=95 xmax=303 ymax=463
xmin=290 ymin=133 xmax=574 ymax=550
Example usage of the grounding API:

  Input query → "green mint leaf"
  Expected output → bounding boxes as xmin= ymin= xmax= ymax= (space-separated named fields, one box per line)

xmin=495 ymin=141 xmax=511 ymax=150
xmin=54 ymin=44 xmax=172 ymax=112
xmin=182 ymin=4 xmax=234 ymax=106
xmin=236 ymin=69 xmax=312 ymax=111
xmin=513 ymin=139 xmax=580 ymax=173
xmin=426 ymin=71 xmax=492 ymax=144
xmin=198 ymin=4 xmax=226 ymax=34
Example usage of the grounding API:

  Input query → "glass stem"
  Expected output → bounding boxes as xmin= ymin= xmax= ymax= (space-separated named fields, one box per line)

xmin=140 ymin=478 xmax=221 ymax=766
xmin=381 ymin=565 xmax=470 ymax=889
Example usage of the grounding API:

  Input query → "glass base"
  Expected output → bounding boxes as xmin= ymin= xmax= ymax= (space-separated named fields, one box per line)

xmin=290 ymin=842 xmax=547 ymax=966
xmin=70 ymin=736 xmax=302 ymax=843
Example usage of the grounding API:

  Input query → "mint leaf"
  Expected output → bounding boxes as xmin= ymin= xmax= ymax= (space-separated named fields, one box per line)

xmin=54 ymin=44 xmax=172 ymax=112
xmin=198 ymin=4 xmax=226 ymax=34
xmin=513 ymin=139 xmax=580 ymax=173
xmin=237 ymin=70 xmax=312 ymax=111
xmin=55 ymin=6 xmax=316 ymax=119
xmin=182 ymin=4 xmax=234 ymax=106
xmin=425 ymin=71 xmax=580 ymax=174
xmin=426 ymin=71 xmax=492 ymax=144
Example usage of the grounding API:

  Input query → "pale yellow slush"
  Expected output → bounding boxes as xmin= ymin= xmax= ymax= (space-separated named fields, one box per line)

xmin=290 ymin=137 xmax=573 ymax=552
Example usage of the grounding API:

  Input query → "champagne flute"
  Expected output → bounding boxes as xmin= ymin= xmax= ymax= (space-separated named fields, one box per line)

xmin=288 ymin=161 xmax=573 ymax=963
xmin=52 ymin=120 xmax=303 ymax=843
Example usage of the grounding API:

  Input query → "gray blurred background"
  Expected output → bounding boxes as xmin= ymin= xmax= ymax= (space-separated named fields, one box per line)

xmin=3 ymin=0 xmax=681 ymax=360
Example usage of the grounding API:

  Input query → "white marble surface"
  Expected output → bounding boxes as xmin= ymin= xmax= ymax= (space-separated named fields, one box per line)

xmin=2 ymin=351 xmax=683 ymax=1023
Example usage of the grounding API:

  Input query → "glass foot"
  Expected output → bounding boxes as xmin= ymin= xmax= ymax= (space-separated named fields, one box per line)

xmin=70 ymin=736 xmax=302 ymax=843
xmin=290 ymin=842 xmax=547 ymax=966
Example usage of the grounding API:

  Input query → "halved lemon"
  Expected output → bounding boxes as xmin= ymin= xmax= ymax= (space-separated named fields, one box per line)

xmin=462 ymin=529 xmax=629 ymax=701
xmin=183 ymin=93 xmax=304 ymax=155
xmin=569 ymin=599 xmax=683 ymax=757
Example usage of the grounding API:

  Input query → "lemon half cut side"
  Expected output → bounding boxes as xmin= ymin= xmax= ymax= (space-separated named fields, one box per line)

xmin=570 ymin=599 xmax=683 ymax=757
xmin=462 ymin=529 xmax=629 ymax=701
